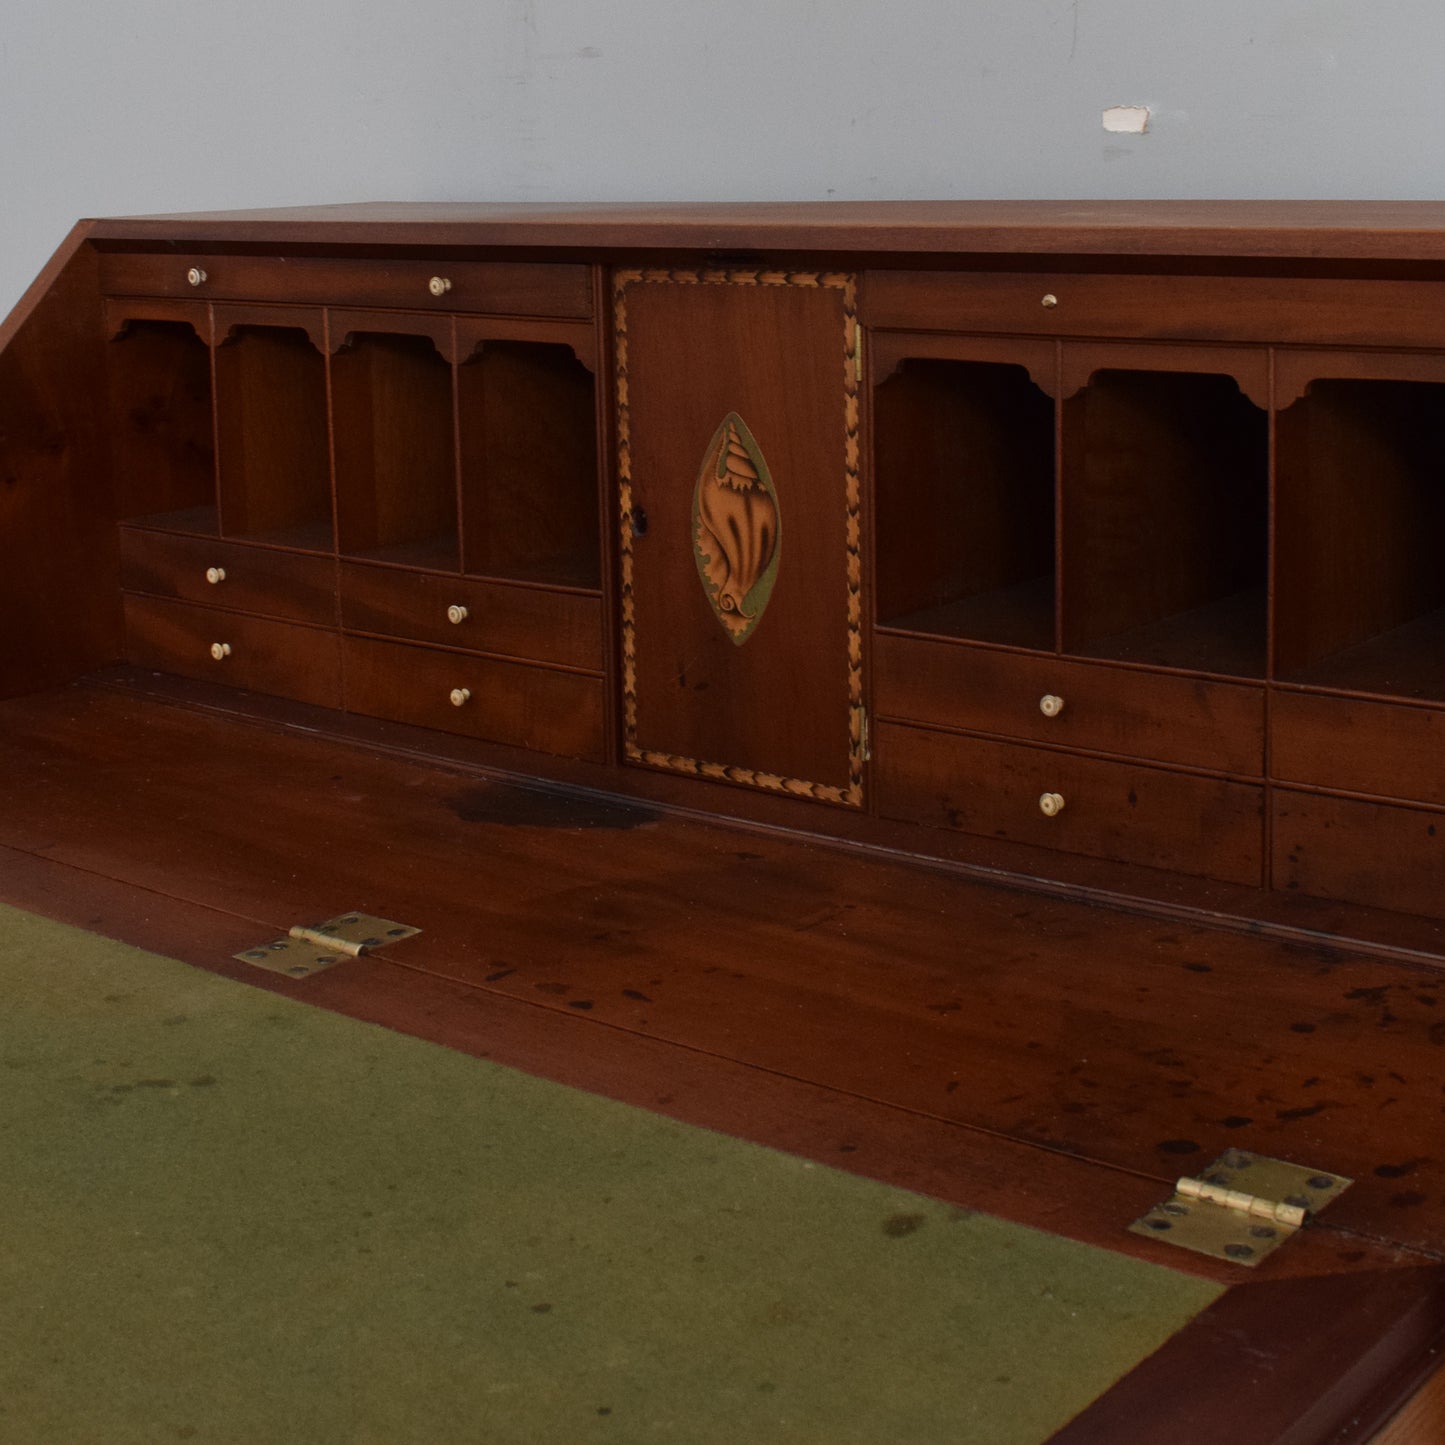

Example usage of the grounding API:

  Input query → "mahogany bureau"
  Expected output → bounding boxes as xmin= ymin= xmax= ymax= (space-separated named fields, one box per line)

xmin=6 ymin=201 xmax=1445 ymax=960
xmin=4 ymin=202 xmax=1445 ymax=1443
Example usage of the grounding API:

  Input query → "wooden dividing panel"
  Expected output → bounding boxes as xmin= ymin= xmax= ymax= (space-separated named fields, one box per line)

xmin=457 ymin=339 xmax=600 ymax=589
xmin=121 ymin=529 xmax=337 ymax=626
xmin=1061 ymin=366 xmax=1268 ymax=677
xmin=876 ymin=720 xmax=1264 ymax=885
xmin=873 ymin=355 xmax=1055 ymax=649
xmin=124 ymin=595 xmax=341 ymax=707
xmin=874 ymin=634 xmax=1266 ymax=775
xmin=213 ymin=317 xmax=332 ymax=551
xmin=107 ymin=317 xmax=217 ymax=531
xmin=1274 ymin=789 xmax=1445 ymax=921
xmin=342 ymin=635 xmax=605 ymax=761
xmin=339 ymin=561 xmax=603 ymax=672
xmin=331 ymin=328 xmax=459 ymax=571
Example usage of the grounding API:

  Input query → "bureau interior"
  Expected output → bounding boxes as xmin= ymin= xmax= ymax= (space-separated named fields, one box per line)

xmin=108 ymin=303 xmax=601 ymax=589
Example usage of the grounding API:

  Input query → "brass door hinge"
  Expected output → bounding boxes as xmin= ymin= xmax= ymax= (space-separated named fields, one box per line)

xmin=235 ymin=912 xmax=421 ymax=980
xmin=1130 ymin=1150 xmax=1352 ymax=1266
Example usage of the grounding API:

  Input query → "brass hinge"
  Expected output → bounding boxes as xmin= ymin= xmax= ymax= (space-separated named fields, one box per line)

xmin=235 ymin=912 xmax=421 ymax=980
xmin=1130 ymin=1150 xmax=1351 ymax=1266
xmin=852 ymin=322 xmax=864 ymax=384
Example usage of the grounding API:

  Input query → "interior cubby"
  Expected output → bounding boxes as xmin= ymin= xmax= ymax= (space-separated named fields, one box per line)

xmin=457 ymin=340 xmax=600 ymax=589
xmin=214 ymin=326 xmax=332 ymax=552
xmin=1061 ymin=369 xmax=1268 ymax=678
xmin=873 ymin=358 xmax=1056 ymax=649
xmin=331 ymin=332 xmax=458 ymax=571
xmin=1275 ymin=377 xmax=1445 ymax=700
xmin=108 ymin=320 xmax=216 ymax=534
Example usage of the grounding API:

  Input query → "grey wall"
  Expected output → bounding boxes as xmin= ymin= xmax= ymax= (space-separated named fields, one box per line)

xmin=4 ymin=0 xmax=1444 ymax=312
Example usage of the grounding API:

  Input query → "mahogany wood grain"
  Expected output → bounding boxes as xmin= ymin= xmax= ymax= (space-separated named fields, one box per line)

xmin=330 ymin=328 xmax=458 ymax=565
xmin=121 ymin=528 xmax=339 ymax=626
xmin=82 ymin=199 xmax=1445 ymax=263
xmin=123 ymin=595 xmax=342 ymax=707
xmin=457 ymin=338 xmax=600 ymax=589
xmin=104 ymin=296 xmax=213 ymax=341
xmin=1061 ymin=367 xmax=1268 ymax=674
xmin=214 ymin=321 xmax=332 ymax=545
xmin=865 ymin=268 xmax=1445 ymax=350
xmin=1272 ymin=692 xmax=1445 ymax=806
xmin=1274 ymin=379 xmax=1445 ymax=683
xmin=876 ymin=719 xmax=1265 ymax=883
xmin=1370 ymin=1363 xmax=1445 ymax=1445
xmin=454 ymin=314 xmax=599 ymax=373
xmin=9 ymin=683 xmax=1444 ymax=1258
xmin=341 ymin=634 xmax=605 ymax=760
xmin=1274 ymin=790 xmax=1445 ymax=922
xmin=0 ymin=237 xmax=121 ymax=697
xmin=98 ymin=251 xmax=593 ymax=319
xmin=874 ymin=633 xmax=1266 ymax=775
xmin=339 ymin=560 xmax=603 ymax=672
xmin=1052 ymin=1265 xmax=1445 ymax=1445
xmin=99 ymin=662 xmax=1445 ymax=969
xmin=107 ymin=317 xmax=216 ymax=524
xmin=872 ymin=356 xmax=1055 ymax=643
xmin=622 ymin=273 xmax=855 ymax=793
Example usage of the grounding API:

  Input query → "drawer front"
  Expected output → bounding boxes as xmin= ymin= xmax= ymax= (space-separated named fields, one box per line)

xmin=874 ymin=634 xmax=1265 ymax=775
xmin=1273 ymin=789 xmax=1445 ymax=920
xmin=99 ymin=253 xmax=593 ymax=319
xmin=342 ymin=636 xmax=605 ymax=761
xmin=121 ymin=529 xmax=338 ymax=626
xmin=876 ymin=721 xmax=1264 ymax=885
xmin=124 ymin=595 xmax=341 ymax=707
xmin=1271 ymin=691 xmax=1445 ymax=806
xmin=339 ymin=563 xmax=603 ymax=673
xmin=863 ymin=270 xmax=1445 ymax=349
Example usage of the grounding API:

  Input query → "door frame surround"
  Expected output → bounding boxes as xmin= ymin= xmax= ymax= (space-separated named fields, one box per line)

xmin=613 ymin=265 xmax=865 ymax=806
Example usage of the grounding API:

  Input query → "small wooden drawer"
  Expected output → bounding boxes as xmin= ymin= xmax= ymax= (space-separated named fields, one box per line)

xmin=339 ymin=563 xmax=603 ymax=673
xmin=124 ymin=595 xmax=341 ymax=707
xmin=121 ymin=529 xmax=337 ymax=626
xmin=863 ymin=270 xmax=1445 ymax=349
xmin=1271 ymin=691 xmax=1445 ymax=807
xmin=342 ymin=636 xmax=605 ymax=761
xmin=99 ymin=253 xmax=593 ymax=319
xmin=876 ymin=721 xmax=1264 ymax=885
xmin=1273 ymin=789 xmax=1445 ymax=920
xmin=874 ymin=634 xmax=1265 ymax=775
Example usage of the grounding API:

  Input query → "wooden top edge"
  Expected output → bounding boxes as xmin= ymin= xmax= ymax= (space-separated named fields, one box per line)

xmin=0 ymin=220 xmax=96 ymax=352
xmin=81 ymin=199 xmax=1445 ymax=260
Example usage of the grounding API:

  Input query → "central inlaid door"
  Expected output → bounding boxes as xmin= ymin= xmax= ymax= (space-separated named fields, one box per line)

xmin=615 ymin=268 xmax=863 ymax=805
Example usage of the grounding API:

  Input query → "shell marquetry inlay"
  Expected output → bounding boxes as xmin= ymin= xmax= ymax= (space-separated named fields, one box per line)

xmin=693 ymin=412 xmax=780 ymax=645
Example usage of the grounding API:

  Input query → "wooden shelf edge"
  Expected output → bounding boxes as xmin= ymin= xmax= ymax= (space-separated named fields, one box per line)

xmin=1050 ymin=1264 xmax=1445 ymax=1445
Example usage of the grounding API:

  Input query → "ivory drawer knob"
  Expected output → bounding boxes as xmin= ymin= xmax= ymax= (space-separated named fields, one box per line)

xmin=1039 ymin=694 xmax=1065 ymax=718
xmin=210 ymin=642 xmax=232 ymax=661
xmin=446 ymin=604 xmax=469 ymax=625
xmin=1038 ymin=792 xmax=1066 ymax=817
xmin=187 ymin=267 xmax=208 ymax=287
xmin=449 ymin=687 xmax=471 ymax=707
xmin=205 ymin=566 xmax=226 ymax=585
xmin=1041 ymin=292 xmax=1058 ymax=309
xmin=428 ymin=275 xmax=453 ymax=297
